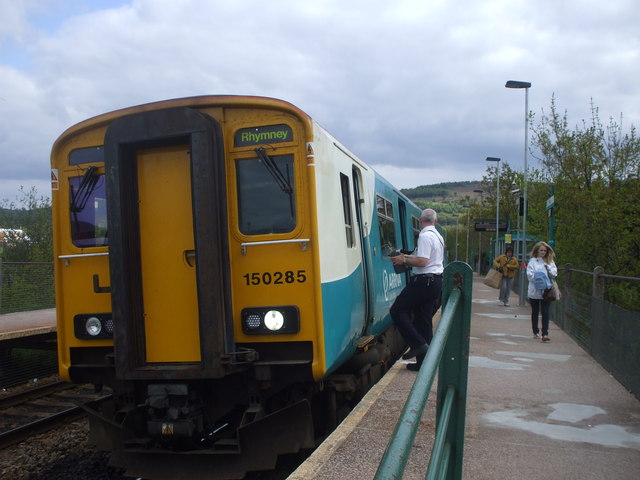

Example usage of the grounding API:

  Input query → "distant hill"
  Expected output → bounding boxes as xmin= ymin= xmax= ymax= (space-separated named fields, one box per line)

xmin=401 ymin=181 xmax=483 ymax=203
xmin=398 ymin=181 xmax=483 ymax=223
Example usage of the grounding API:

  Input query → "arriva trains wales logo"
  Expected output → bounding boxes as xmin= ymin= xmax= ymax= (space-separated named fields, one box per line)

xmin=383 ymin=270 xmax=404 ymax=301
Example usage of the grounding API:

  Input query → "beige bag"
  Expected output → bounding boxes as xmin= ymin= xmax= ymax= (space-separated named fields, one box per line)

xmin=483 ymin=268 xmax=503 ymax=289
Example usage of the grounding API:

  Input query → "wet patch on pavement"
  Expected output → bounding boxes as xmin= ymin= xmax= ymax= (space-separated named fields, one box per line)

xmin=482 ymin=403 xmax=640 ymax=449
xmin=469 ymin=356 xmax=530 ymax=370
xmin=495 ymin=350 xmax=571 ymax=362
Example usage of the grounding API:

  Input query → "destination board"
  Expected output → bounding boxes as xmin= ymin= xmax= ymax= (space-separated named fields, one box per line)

xmin=234 ymin=124 xmax=293 ymax=147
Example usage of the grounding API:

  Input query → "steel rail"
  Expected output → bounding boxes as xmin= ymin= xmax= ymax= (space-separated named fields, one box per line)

xmin=0 ymin=380 xmax=71 ymax=410
xmin=0 ymin=395 xmax=111 ymax=449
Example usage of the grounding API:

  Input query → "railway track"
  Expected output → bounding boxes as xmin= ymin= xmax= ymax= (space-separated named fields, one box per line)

xmin=0 ymin=379 xmax=111 ymax=449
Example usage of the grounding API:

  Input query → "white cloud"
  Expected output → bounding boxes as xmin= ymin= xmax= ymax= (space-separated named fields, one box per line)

xmin=0 ymin=0 xmax=639 ymax=199
xmin=0 ymin=0 xmax=32 ymax=40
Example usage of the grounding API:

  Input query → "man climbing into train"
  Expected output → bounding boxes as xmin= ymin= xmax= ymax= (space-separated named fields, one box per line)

xmin=389 ymin=208 xmax=445 ymax=371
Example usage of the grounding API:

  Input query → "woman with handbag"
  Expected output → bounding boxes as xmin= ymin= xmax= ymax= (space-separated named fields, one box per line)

xmin=493 ymin=246 xmax=519 ymax=306
xmin=526 ymin=241 xmax=558 ymax=342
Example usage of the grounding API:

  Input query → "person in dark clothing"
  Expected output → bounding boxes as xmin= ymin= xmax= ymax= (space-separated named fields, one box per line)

xmin=390 ymin=208 xmax=445 ymax=371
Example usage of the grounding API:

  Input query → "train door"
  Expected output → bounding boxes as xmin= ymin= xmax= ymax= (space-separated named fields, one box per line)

xmin=135 ymin=145 xmax=198 ymax=362
xmin=104 ymin=107 xmax=232 ymax=379
xmin=352 ymin=167 xmax=374 ymax=323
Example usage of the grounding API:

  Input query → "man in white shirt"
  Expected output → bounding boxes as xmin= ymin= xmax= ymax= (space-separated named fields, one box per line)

xmin=390 ymin=208 xmax=445 ymax=371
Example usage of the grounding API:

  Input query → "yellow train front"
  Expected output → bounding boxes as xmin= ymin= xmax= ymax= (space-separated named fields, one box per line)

xmin=51 ymin=96 xmax=421 ymax=479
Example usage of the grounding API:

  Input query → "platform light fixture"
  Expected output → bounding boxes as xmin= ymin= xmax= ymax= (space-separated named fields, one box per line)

xmin=473 ymin=189 xmax=484 ymax=273
xmin=506 ymin=80 xmax=531 ymax=306
xmin=486 ymin=157 xmax=501 ymax=259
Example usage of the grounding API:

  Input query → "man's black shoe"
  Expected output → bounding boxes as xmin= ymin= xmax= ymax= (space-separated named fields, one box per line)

xmin=402 ymin=343 xmax=429 ymax=360
xmin=406 ymin=363 xmax=421 ymax=371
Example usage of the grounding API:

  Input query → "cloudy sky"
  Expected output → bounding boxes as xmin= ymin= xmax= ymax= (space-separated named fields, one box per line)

xmin=1 ymin=0 xmax=639 ymax=200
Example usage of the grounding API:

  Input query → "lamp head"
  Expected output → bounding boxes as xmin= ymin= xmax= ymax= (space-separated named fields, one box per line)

xmin=505 ymin=80 xmax=531 ymax=89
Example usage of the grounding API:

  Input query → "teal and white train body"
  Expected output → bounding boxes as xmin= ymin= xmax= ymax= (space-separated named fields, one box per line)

xmin=312 ymin=123 xmax=422 ymax=371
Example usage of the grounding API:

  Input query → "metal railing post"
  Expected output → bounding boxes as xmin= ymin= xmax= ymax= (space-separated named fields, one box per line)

xmin=0 ymin=254 xmax=3 ymax=313
xmin=433 ymin=261 xmax=473 ymax=480
xmin=564 ymin=263 xmax=573 ymax=290
xmin=374 ymin=261 xmax=473 ymax=480
xmin=593 ymin=266 xmax=604 ymax=300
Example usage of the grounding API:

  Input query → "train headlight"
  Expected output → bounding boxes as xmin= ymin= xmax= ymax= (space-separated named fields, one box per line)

xmin=241 ymin=306 xmax=299 ymax=335
xmin=264 ymin=310 xmax=284 ymax=331
xmin=85 ymin=317 xmax=102 ymax=336
xmin=74 ymin=313 xmax=113 ymax=339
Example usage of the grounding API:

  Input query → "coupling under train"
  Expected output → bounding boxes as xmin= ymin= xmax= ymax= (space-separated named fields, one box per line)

xmin=51 ymin=95 xmax=425 ymax=479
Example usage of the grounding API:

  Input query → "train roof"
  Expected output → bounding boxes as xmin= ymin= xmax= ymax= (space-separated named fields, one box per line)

xmin=51 ymin=95 xmax=313 ymax=153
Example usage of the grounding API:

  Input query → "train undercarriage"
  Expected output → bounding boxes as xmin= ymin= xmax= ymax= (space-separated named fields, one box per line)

xmin=81 ymin=329 xmax=405 ymax=479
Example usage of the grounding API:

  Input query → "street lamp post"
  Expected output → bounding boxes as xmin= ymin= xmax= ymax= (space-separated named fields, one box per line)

xmin=486 ymin=157 xmax=501 ymax=260
xmin=473 ymin=189 xmax=484 ymax=273
xmin=506 ymin=80 xmax=531 ymax=307
xmin=463 ymin=204 xmax=470 ymax=264
xmin=454 ymin=214 xmax=459 ymax=261
xmin=510 ymin=188 xmax=521 ymax=260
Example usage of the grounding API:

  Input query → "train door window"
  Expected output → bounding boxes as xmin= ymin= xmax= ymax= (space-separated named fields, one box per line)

xmin=69 ymin=171 xmax=107 ymax=247
xmin=412 ymin=216 xmax=421 ymax=247
xmin=236 ymin=153 xmax=296 ymax=235
xmin=376 ymin=194 xmax=396 ymax=253
xmin=398 ymin=200 xmax=407 ymax=251
xmin=340 ymin=173 xmax=354 ymax=247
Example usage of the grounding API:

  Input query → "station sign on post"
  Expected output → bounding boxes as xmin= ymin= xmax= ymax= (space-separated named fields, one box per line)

xmin=474 ymin=221 xmax=507 ymax=232
xmin=547 ymin=194 xmax=556 ymax=247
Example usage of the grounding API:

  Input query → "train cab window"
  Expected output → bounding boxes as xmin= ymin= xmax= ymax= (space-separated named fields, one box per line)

xmin=376 ymin=194 xmax=396 ymax=253
xmin=236 ymin=153 xmax=296 ymax=235
xmin=340 ymin=173 xmax=354 ymax=247
xmin=69 ymin=169 xmax=108 ymax=247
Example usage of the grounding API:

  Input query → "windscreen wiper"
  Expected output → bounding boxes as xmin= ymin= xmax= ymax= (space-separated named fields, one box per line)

xmin=254 ymin=147 xmax=293 ymax=195
xmin=70 ymin=165 xmax=99 ymax=212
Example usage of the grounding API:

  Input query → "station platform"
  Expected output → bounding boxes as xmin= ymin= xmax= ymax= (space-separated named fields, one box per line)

xmin=0 ymin=308 xmax=56 ymax=341
xmin=289 ymin=274 xmax=640 ymax=480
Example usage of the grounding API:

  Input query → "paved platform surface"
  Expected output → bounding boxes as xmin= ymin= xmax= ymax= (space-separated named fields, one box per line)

xmin=290 ymin=274 xmax=640 ymax=479
xmin=0 ymin=308 xmax=56 ymax=340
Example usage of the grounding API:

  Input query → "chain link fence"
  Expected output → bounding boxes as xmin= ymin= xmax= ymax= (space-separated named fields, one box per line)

xmin=0 ymin=261 xmax=55 ymax=314
xmin=512 ymin=265 xmax=639 ymax=399
xmin=1 ymin=340 xmax=58 ymax=390
xmin=551 ymin=267 xmax=640 ymax=400
xmin=0 ymin=261 xmax=57 ymax=389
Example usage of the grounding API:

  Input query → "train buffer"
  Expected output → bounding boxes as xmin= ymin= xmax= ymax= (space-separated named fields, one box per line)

xmin=290 ymin=267 xmax=640 ymax=480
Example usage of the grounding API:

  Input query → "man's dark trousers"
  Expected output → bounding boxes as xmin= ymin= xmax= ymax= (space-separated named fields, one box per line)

xmin=391 ymin=274 xmax=442 ymax=352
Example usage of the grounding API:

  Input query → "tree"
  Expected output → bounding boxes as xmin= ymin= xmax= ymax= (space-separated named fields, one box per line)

xmin=0 ymin=187 xmax=54 ymax=313
xmin=480 ymin=161 xmax=523 ymax=234
xmin=0 ymin=186 xmax=53 ymax=262
xmin=530 ymin=96 xmax=640 ymax=309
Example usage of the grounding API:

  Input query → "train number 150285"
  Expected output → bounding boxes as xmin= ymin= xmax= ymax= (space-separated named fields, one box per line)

xmin=242 ymin=270 xmax=307 ymax=286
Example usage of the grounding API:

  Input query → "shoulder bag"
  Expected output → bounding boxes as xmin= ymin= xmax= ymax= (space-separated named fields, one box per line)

xmin=483 ymin=268 xmax=503 ymax=289
xmin=543 ymin=279 xmax=561 ymax=302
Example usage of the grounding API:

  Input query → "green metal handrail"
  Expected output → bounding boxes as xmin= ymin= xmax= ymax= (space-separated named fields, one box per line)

xmin=374 ymin=261 xmax=473 ymax=480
